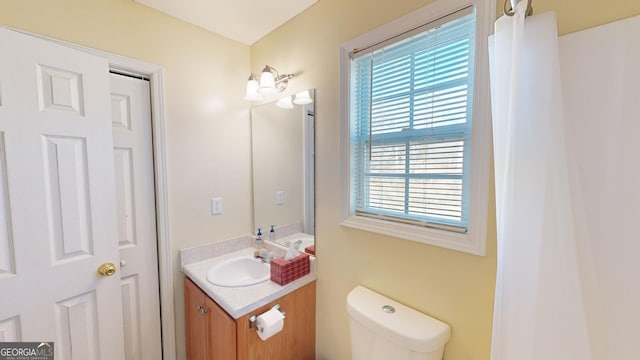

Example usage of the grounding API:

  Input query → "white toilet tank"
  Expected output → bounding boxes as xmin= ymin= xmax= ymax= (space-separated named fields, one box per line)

xmin=347 ymin=286 xmax=451 ymax=360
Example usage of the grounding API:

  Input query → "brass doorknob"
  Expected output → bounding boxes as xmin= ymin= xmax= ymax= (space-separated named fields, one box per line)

xmin=98 ymin=263 xmax=117 ymax=276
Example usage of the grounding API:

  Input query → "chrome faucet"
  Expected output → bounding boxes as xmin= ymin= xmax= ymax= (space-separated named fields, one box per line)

xmin=255 ymin=248 xmax=272 ymax=263
xmin=284 ymin=239 xmax=303 ymax=250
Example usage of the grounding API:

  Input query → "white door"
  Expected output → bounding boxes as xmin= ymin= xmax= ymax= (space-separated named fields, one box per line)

xmin=0 ymin=28 xmax=125 ymax=359
xmin=110 ymin=73 xmax=162 ymax=360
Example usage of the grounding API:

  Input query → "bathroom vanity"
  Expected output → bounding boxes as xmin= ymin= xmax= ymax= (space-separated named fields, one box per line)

xmin=181 ymin=238 xmax=317 ymax=360
xmin=183 ymin=89 xmax=317 ymax=358
xmin=185 ymin=278 xmax=315 ymax=360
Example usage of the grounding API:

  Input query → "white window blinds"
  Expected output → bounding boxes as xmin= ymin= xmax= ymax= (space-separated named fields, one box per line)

xmin=349 ymin=7 xmax=476 ymax=232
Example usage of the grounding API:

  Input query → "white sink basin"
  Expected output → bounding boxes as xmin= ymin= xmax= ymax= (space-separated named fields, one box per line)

xmin=206 ymin=255 xmax=271 ymax=287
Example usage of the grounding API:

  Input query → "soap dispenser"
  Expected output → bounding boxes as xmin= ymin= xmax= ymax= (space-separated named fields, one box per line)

xmin=254 ymin=228 xmax=264 ymax=257
xmin=269 ymin=225 xmax=276 ymax=242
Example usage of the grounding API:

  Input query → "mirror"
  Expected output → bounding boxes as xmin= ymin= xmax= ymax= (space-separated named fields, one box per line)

xmin=251 ymin=89 xmax=315 ymax=254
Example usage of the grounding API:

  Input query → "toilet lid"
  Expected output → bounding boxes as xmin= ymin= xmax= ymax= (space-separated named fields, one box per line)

xmin=347 ymin=285 xmax=451 ymax=353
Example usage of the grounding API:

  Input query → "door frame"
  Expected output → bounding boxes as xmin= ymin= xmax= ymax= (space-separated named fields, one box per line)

xmin=2 ymin=26 xmax=176 ymax=360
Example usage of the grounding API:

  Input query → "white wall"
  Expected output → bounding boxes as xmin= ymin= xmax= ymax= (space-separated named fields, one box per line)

xmin=561 ymin=15 xmax=640 ymax=360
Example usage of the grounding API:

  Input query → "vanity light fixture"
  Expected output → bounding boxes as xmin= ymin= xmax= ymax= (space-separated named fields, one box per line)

xmin=244 ymin=65 xmax=295 ymax=101
xmin=243 ymin=74 xmax=262 ymax=101
xmin=293 ymin=90 xmax=313 ymax=105
xmin=274 ymin=90 xmax=314 ymax=110
xmin=276 ymin=96 xmax=294 ymax=109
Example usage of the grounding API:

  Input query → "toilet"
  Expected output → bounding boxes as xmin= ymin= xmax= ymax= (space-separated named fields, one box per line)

xmin=347 ymin=285 xmax=451 ymax=360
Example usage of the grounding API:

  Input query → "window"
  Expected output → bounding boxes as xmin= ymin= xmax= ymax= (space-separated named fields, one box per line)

xmin=340 ymin=0 xmax=493 ymax=255
xmin=352 ymin=8 xmax=474 ymax=231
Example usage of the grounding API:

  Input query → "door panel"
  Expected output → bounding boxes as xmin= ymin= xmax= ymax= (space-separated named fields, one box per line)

xmin=111 ymin=93 xmax=131 ymax=130
xmin=0 ymin=134 xmax=13 ymax=277
xmin=43 ymin=135 xmax=93 ymax=263
xmin=113 ymin=147 xmax=136 ymax=248
xmin=0 ymin=27 xmax=124 ymax=358
xmin=0 ymin=316 xmax=20 ymax=341
xmin=110 ymin=73 xmax=162 ymax=360
xmin=121 ymin=274 xmax=142 ymax=359
xmin=206 ymin=296 xmax=236 ymax=360
xmin=237 ymin=282 xmax=316 ymax=360
xmin=185 ymin=278 xmax=208 ymax=360
xmin=36 ymin=64 xmax=85 ymax=115
xmin=55 ymin=291 xmax=100 ymax=360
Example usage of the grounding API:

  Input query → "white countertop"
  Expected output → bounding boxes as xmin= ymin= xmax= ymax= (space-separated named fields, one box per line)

xmin=182 ymin=247 xmax=317 ymax=319
xmin=274 ymin=232 xmax=315 ymax=250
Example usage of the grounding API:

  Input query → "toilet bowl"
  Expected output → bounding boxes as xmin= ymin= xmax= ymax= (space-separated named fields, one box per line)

xmin=347 ymin=285 xmax=451 ymax=360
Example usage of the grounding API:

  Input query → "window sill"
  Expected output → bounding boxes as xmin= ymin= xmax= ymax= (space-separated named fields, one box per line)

xmin=341 ymin=214 xmax=485 ymax=255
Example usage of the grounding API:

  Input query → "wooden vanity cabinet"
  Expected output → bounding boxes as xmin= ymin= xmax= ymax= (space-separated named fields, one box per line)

xmin=185 ymin=276 xmax=207 ymax=360
xmin=185 ymin=277 xmax=236 ymax=360
xmin=184 ymin=277 xmax=316 ymax=360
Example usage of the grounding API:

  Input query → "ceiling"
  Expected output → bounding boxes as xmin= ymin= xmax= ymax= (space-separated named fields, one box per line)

xmin=135 ymin=0 xmax=318 ymax=45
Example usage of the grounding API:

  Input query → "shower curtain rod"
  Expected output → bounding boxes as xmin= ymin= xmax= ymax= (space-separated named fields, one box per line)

xmin=504 ymin=0 xmax=534 ymax=17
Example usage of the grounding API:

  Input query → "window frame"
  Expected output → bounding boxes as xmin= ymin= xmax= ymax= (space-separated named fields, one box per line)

xmin=339 ymin=0 xmax=495 ymax=255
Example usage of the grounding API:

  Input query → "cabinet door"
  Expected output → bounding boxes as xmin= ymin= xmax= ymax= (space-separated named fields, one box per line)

xmin=237 ymin=282 xmax=316 ymax=360
xmin=206 ymin=296 xmax=237 ymax=360
xmin=185 ymin=278 xmax=208 ymax=360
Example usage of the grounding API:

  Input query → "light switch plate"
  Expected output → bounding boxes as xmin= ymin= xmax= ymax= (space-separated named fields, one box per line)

xmin=276 ymin=191 xmax=285 ymax=205
xmin=211 ymin=197 xmax=223 ymax=215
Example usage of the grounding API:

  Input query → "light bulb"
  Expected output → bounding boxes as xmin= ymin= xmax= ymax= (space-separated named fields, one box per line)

xmin=244 ymin=75 xmax=262 ymax=101
xmin=258 ymin=66 xmax=277 ymax=95
xmin=293 ymin=90 xmax=313 ymax=105
xmin=276 ymin=96 xmax=294 ymax=109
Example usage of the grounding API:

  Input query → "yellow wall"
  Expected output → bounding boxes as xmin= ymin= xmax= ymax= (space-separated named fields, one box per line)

xmin=525 ymin=0 xmax=640 ymax=35
xmin=0 ymin=1 xmax=252 ymax=359
xmin=251 ymin=0 xmax=496 ymax=358
xmin=2 ymin=0 xmax=640 ymax=359
xmin=250 ymin=0 xmax=640 ymax=359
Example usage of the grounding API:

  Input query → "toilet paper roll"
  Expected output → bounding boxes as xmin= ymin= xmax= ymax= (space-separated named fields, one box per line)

xmin=256 ymin=307 xmax=285 ymax=341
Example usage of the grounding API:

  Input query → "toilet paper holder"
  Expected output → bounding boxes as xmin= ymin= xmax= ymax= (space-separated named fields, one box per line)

xmin=249 ymin=304 xmax=286 ymax=328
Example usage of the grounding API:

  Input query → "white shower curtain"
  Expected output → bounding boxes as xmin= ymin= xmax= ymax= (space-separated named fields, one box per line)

xmin=489 ymin=2 xmax=592 ymax=359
